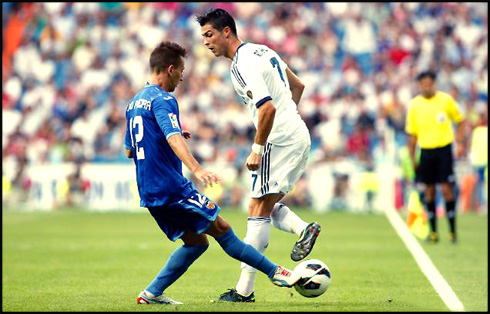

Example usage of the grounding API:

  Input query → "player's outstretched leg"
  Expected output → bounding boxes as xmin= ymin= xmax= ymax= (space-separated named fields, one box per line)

xmin=137 ymin=290 xmax=183 ymax=305
xmin=290 ymin=221 xmax=322 ymax=262
xmin=206 ymin=216 xmax=301 ymax=290
xmin=229 ymin=216 xmax=271 ymax=301
xmin=271 ymin=203 xmax=321 ymax=261
xmin=137 ymin=232 xmax=209 ymax=305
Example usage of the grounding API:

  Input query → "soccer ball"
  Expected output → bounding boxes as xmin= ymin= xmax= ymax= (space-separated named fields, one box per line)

xmin=293 ymin=259 xmax=331 ymax=298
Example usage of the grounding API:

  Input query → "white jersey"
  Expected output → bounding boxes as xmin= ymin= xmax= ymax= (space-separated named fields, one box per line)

xmin=230 ymin=42 xmax=309 ymax=146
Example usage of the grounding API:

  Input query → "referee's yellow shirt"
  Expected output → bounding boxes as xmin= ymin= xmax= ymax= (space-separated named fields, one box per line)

xmin=405 ymin=91 xmax=464 ymax=149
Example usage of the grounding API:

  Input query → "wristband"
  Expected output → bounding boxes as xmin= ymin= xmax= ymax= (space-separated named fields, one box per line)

xmin=252 ymin=143 xmax=264 ymax=155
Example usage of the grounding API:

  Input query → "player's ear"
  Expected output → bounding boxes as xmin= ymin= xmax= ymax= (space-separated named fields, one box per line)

xmin=223 ymin=26 xmax=231 ymax=38
xmin=167 ymin=64 xmax=174 ymax=76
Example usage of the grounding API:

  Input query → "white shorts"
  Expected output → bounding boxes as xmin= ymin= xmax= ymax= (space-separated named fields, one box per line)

xmin=250 ymin=137 xmax=310 ymax=198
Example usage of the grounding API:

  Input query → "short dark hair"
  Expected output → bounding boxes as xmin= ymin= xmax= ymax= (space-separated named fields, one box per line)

xmin=196 ymin=8 xmax=237 ymax=37
xmin=416 ymin=71 xmax=437 ymax=81
xmin=149 ymin=41 xmax=187 ymax=74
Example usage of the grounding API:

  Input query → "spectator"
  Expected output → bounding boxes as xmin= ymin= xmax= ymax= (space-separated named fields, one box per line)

xmin=1 ymin=3 xmax=487 ymax=209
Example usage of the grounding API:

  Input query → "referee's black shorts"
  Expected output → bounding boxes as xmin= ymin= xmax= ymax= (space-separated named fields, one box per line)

xmin=416 ymin=144 xmax=455 ymax=185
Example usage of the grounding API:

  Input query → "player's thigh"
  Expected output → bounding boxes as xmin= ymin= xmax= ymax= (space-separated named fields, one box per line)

xmin=172 ymin=191 xmax=221 ymax=236
xmin=418 ymin=149 xmax=438 ymax=185
xmin=436 ymin=144 xmax=455 ymax=184
xmin=250 ymin=140 xmax=309 ymax=199
xmin=147 ymin=206 xmax=186 ymax=242
xmin=148 ymin=191 xmax=221 ymax=242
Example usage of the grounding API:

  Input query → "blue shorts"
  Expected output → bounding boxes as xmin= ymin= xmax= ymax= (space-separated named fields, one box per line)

xmin=147 ymin=190 xmax=220 ymax=242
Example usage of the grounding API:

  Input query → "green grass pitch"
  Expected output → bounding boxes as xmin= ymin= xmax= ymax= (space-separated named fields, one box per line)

xmin=2 ymin=208 xmax=487 ymax=311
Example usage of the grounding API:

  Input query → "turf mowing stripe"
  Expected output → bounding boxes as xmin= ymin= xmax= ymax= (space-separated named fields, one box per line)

xmin=384 ymin=207 xmax=465 ymax=312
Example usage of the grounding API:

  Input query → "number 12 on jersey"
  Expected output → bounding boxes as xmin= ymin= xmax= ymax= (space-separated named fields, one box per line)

xmin=129 ymin=116 xmax=145 ymax=160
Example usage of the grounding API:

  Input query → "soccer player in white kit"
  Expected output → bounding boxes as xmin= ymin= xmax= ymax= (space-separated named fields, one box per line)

xmin=197 ymin=8 xmax=322 ymax=302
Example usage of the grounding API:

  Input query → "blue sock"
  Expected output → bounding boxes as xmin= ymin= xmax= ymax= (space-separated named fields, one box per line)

xmin=216 ymin=228 xmax=277 ymax=278
xmin=146 ymin=244 xmax=208 ymax=296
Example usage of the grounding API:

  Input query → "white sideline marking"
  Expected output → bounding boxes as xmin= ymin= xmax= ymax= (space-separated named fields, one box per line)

xmin=384 ymin=207 xmax=465 ymax=312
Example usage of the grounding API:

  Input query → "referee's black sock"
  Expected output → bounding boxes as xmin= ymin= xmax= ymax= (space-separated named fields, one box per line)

xmin=426 ymin=201 xmax=437 ymax=233
xmin=445 ymin=200 xmax=456 ymax=234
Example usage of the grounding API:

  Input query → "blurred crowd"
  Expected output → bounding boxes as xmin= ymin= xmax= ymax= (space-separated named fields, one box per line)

xmin=2 ymin=2 xmax=488 ymax=210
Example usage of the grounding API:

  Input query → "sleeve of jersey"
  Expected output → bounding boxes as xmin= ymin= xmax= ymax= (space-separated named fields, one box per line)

xmin=238 ymin=60 xmax=272 ymax=108
xmin=124 ymin=119 xmax=133 ymax=150
xmin=153 ymin=97 xmax=182 ymax=139
xmin=405 ymin=102 xmax=417 ymax=136
xmin=447 ymin=95 xmax=465 ymax=124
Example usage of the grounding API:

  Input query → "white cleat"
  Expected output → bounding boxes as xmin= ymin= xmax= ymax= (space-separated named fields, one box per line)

xmin=137 ymin=290 xmax=183 ymax=305
xmin=270 ymin=266 xmax=301 ymax=287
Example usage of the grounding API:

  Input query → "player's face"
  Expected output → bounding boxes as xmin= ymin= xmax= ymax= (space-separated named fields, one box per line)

xmin=419 ymin=77 xmax=435 ymax=97
xmin=201 ymin=24 xmax=226 ymax=57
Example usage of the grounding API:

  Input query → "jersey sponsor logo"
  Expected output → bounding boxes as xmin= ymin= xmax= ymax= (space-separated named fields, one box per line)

xmin=168 ymin=113 xmax=180 ymax=129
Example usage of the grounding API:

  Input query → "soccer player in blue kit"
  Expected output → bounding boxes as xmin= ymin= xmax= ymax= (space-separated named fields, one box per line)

xmin=125 ymin=41 xmax=301 ymax=305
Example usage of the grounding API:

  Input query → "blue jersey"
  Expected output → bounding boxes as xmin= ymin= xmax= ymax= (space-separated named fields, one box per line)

xmin=125 ymin=84 xmax=195 ymax=208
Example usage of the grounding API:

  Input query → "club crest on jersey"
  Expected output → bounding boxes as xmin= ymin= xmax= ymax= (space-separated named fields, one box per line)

xmin=247 ymin=90 xmax=253 ymax=99
xmin=168 ymin=113 xmax=180 ymax=129
xmin=436 ymin=111 xmax=447 ymax=123
xmin=205 ymin=201 xmax=216 ymax=209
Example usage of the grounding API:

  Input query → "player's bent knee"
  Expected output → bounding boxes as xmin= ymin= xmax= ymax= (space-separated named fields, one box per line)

xmin=206 ymin=215 xmax=231 ymax=238
xmin=181 ymin=231 xmax=209 ymax=246
xmin=248 ymin=200 xmax=274 ymax=217
xmin=440 ymin=183 xmax=454 ymax=200
xmin=215 ymin=216 xmax=231 ymax=234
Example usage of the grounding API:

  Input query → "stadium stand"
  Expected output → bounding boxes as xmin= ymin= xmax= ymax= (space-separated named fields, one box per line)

xmin=2 ymin=2 xmax=487 ymax=211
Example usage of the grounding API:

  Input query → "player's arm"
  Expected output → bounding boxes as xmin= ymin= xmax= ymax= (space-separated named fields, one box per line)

xmin=246 ymin=100 xmax=276 ymax=171
xmin=407 ymin=134 xmax=418 ymax=172
xmin=255 ymin=100 xmax=276 ymax=146
xmin=405 ymin=102 xmax=418 ymax=172
xmin=455 ymin=119 xmax=467 ymax=158
xmin=167 ymin=134 xmax=220 ymax=187
xmin=449 ymin=95 xmax=467 ymax=159
xmin=124 ymin=121 xmax=134 ymax=158
xmin=286 ymin=67 xmax=305 ymax=106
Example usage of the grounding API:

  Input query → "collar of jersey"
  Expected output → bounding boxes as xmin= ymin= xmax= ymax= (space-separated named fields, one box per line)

xmin=144 ymin=82 xmax=162 ymax=90
xmin=233 ymin=42 xmax=247 ymax=62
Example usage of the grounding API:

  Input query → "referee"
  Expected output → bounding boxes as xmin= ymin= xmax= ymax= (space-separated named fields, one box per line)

xmin=405 ymin=71 xmax=466 ymax=243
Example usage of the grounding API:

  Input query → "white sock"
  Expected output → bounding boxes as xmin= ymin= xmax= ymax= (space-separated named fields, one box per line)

xmin=271 ymin=203 xmax=309 ymax=236
xmin=235 ymin=217 xmax=271 ymax=297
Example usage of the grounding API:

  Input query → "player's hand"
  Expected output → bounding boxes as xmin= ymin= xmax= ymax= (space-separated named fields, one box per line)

xmin=183 ymin=131 xmax=191 ymax=139
xmin=194 ymin=169 xmax=221 ymax=187
xmin=246 ymin=152 xmax=262 ymax=171
xmin=412 ymin=161 xmax=418 ymax=172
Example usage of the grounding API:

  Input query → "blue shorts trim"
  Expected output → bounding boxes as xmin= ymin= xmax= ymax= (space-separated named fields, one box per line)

xmin=147 ymin=190 xmax=220 ymax=242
